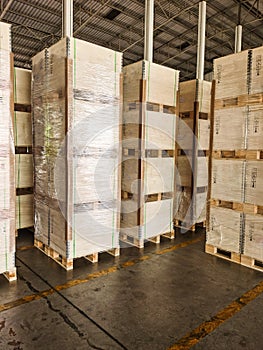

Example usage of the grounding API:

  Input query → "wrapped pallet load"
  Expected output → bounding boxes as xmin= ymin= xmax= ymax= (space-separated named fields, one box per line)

xmin=207 ymin=46 xmax=263 ymax=271
xmin=175 ymin=79 xmax=211 ymax=231
xmin=32 ymin=37 xmax=122 ymax=269
xmin=121 ymin=60 xmax=179 ymax=248
xmin=0 ymin=22 xmax=16 ymax=281
xmin=14 ymin=68 xmax=33 ymax=231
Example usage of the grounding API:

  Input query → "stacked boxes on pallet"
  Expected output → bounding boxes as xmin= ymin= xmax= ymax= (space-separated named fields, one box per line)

xmin=207 ymin=47 xmax=263 ymax=271
xmin=175 ymin=80 xmax=211 ymax=230
xmin=14 ymin=68 xmax=34 ymax=230
xmin=32 ymin=37 xmax=122 ymax=269
xmin=0 ymin=22 xmax=16 ymax=281
xmin=121 ymin=61 xmax=179 ymax=248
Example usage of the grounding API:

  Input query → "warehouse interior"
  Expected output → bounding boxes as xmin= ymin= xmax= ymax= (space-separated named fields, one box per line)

xmin=0 ymin=0 xmax=263 ymax=349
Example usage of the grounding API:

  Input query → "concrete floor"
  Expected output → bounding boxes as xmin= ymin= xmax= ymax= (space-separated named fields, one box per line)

xmin=0 ymin=229 xmax=262 ymax=350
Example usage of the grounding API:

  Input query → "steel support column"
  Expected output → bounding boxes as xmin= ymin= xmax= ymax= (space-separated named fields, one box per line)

xmin=196 ymin=1 xmax=206 ymax=80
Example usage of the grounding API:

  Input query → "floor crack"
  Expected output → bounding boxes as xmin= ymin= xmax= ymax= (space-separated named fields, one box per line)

xmin=17 ymin=268 xmax=107 ymax=350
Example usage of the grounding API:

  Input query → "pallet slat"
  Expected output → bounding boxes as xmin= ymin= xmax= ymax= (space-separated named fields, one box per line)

xmin=205 ymin=244 xmax=241 ymax=264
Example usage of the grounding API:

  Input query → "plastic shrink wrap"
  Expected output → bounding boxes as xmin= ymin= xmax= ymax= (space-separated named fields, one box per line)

xmin=0 ymin=22 xmax=16 ymax=280
xmin=32 ymin=38 xmax=122 ymax=268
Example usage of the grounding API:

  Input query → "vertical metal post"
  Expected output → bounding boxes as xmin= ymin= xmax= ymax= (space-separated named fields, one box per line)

xmin=196 ymin=1 xmax=206 ymax=80
xmin=235 ymin=25 xmax=242 ymax=53
xmin=144 ymin=0 xmax=154 ymax=62
xmin=63 ymin=0 xmax=73 ymax=38
xmin=235 ymin=3 xmax=242 ymax=53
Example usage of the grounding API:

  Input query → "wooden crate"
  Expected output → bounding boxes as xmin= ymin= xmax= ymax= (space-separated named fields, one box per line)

xmin=207 ymin=48 xmax=263 ymax=271
xmin=179 ymin=79 xmax=211 ymax=114
xmin=211 ymin=159 xmax=244 ymax=203
xmin=16 ymin=194 xmax=33 ymax=229
xmin=214 ymin=105 xmax=263 ymax=151
xmin=14 ymin=111 xmax=32 ymax=147
xmin=14 ymin=67 xmax=31 ymax=106
xmin=177 ymin=155 xmax=208 ymax=188
xmin=177 ymin=117 xmax=210 ymax=151
xmin=123 ymin=60 xmax=179 ymax=106
xmin=15 ymin=154 xmax=33 ymax=188
xmin=14 ymin=68 xmax=33 ymax=231
xmin=32 ymin=38 xmax=122 ymax=268
xmin=242 ymin=214 xmax=263 ymax=264
xmin=121 ymin=60 xmax=179 ymax=246
xmin=0 ymin=21 xmax=11 ymax=51
xmin=245 ymin=161 xmax=263 ymax=206
xmin=174 ymin=189 xmax=206 ymax=224
xmin=251 ymin=46 xmax=263 ymax=95
xmin=213 ymin=50 xmax=249 ymax=99
xmin=122 ymin=157 xmax=174 ymax=195
xmin=206 ymin=206 xmax=242 ymax=254
xmin=0 ymin=22 xmax=16 ymax=281
xmin=175 ymin=80 xmax=211 ymax=228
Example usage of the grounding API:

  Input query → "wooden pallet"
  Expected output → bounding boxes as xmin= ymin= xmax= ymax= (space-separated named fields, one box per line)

xmin=176 ymin=185 xmax=208 ymax=194
xmin=34 ymin=239 xmax=120 ymax=270
xmin=215 ymin=92 xmax=263 ymax=109
xmin=84 ymin=247 xmax=120 ymax=263
xmin=121 ymin=190 xmax=173 ymax=202
xmin=177 ymin=149 xmax=209 ymax=157
xmin=2 ymin=269 xmax=17 ymax=282
xmin=212 ymin=150 xmax=263 ymax=160
xmin=125 ymin=101 xmax=176 ymax=114
xmin=240 ymin=255 xmax=263 ymax=272
xmin=123 ymin=148 xmax=175 ymax=158
xmin=14 ymin=103 xmax=31 ymax=113
xmin=205 ymin=244 xmax=241 ymax=264
xmin=120 ymin=230 xmax=175 ymax=249
xmin=35 ymin=239 xmax=74 ymax=271
xmin=210 ymin=199 xmax=263 ymax=215
xmin=179 ymin=111 xmax=209 ymax=120
xmin=174 ymin=220 xmax=206 ymax=232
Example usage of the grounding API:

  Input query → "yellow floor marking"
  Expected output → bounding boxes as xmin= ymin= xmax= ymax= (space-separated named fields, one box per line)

xmin=0 ymin=236 xmax=203 ymax=313
xmin=156 ymin=236 xmax=204 ymax=255
xmin=167 ymin=280 xmax=263 ymax=350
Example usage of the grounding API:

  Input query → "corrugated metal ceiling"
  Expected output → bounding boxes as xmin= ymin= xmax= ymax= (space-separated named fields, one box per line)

xmin=0 ymin=0 xmax=262 ymax=79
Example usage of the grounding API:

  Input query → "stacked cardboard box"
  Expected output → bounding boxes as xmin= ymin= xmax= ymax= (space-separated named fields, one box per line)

xmin=121 ymin=60 xmax=179 ymax=248
xmin=0 ymin=22 xmax=16 ymax=281
xmin=207 ymin=47 xmax=263 ymax=271
xmin=14 ymin=68 xmax=33 ymax=230
xmin=32 ymin=37 xmax=122 ymax=269
xmin=175 ymin=80 xmax=211 ymax=230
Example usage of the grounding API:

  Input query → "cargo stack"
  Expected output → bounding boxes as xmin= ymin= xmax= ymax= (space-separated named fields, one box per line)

xmin=0 ymin=22 xmax=16 ymax=281
xmin=121 ymin=61 xmax=179 ymax=248
xmin=14 ymin=68 xmax=34 ymax=232
xmin=32 ymin=37 xmax=122 ymax=269
xmin=175 ymin=80 xmax=211 ymax=231
xmin=206 ymin=47 xmax=263 ymax=271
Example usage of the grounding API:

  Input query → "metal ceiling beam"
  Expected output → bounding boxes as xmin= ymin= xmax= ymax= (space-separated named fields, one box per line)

xmin=160 ymin=25 xmax=235 ymax=66
xmin=155 ymin=4 xmax=261 ymax=66
xmin=14 ymin=0 xmax=61 ymax=17
xmin=210 ymin=0 xmax=263 ymax=41
xmin=7 ymin=9 xmax=58 ymax=29
xmin=122 ymin=0 xmax=201 ymax=52
xmin=0 ymin=0 xmax=14 ymax=20
xmin=73 ymin=0 xmax=111 ymax=35
xmin=233 ymin=0 xmax=263 ymax=22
